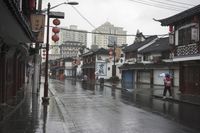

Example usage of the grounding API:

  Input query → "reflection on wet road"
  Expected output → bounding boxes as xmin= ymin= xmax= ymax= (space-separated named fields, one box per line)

xmin=50 ymin=79 xmax=200 ymax=133
xmin=0 ymin=79 xmax=199 ymax=133
xmin=0 ymin=82 xmax=66 ymax=133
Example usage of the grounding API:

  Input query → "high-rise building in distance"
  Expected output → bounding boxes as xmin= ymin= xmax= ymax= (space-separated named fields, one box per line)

xmin=92 ymin=22 xmax=126 ymax=49
xmin=50 ymin=25 xmax=87 ymax=59
xmin=60 ymin=25 xmax=87 ymax=47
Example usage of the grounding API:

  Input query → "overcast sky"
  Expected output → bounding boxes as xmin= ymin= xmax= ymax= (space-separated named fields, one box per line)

xmin=42 ymin=0 xmax=200 ymax=47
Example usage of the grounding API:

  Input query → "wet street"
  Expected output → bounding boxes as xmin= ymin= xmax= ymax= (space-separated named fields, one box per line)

xmin=49 ymin=79 xmax=200 ymax=133
xmin=0 ymin=78 xmax=200 ymax=133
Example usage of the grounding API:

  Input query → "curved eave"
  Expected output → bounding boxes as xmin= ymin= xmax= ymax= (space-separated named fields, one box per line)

xmin=155 ymin=4 xmax=200 ymax=26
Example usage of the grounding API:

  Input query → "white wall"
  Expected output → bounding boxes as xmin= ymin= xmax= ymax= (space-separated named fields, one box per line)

xmin=174 ymin=69 xmax=179 ymax=87
xmin=154 ymin=69 xmax=169 ymax=85
xmin=95 ymin=54 xmax=124 ymax=79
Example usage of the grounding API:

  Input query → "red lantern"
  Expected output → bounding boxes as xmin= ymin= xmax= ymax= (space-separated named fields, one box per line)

xmin=52 ymin=27 xmax=60 ymax=33
xmin=53 ymin=18 xmax=60 ymax=26
xmin=29 ymin=0 xmax=36 ymax=10
xmin=169 ymin=25 xmax=173 ymax=33
xmin=43 ymin=49 xmax=46 ymax=53
xmin=43 ymin=54 xmax=46 ymax=56
xmin=52 ymin=34 xmax=59 ymax=42
xmin=109 ymin=48 xmax=113 ymax=55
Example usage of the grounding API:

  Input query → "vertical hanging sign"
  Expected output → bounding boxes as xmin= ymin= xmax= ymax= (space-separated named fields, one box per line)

xmin=30 ymin=14 xmax=45 ymax=43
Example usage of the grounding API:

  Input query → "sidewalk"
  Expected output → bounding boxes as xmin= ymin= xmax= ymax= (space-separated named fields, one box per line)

xmin=102 ymin=81 xmax=200 ymax=106
xmin=0 ymin=79 xmax=67 ymax=133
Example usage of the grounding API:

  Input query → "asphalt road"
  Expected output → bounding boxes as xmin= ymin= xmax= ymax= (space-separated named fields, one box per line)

xmin=1 ymin=78 xmax=199 ymax=133
xmin=49 ymin=79 xmax=200 ymax=133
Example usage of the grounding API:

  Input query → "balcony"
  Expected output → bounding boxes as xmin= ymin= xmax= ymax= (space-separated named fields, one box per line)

xmin=175 ymin=43 xmax=200 ymax=56
xmin=173 ymin=43 xmax=200 ymax=61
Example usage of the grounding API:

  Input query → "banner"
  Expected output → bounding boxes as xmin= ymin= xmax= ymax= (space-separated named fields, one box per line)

xmin=30 ymin=14 xmax=45 ymax=43
xmin=95 ymin=62 xmax=107 ymax=76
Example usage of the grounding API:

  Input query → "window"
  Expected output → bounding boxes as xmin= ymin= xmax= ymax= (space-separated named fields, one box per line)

xmin=178 ymin=25 xmax=197 ymax=45
xmin=143 ymin=54 xmax=149 ymax=61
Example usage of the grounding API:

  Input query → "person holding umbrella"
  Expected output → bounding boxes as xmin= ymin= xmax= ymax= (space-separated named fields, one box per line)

xmin=163 ymin=73 xmax=172 ymax=99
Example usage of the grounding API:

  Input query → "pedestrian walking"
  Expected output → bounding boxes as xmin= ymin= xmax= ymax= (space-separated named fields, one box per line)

xmin=163 ymin=74 xmax=172 ymax=99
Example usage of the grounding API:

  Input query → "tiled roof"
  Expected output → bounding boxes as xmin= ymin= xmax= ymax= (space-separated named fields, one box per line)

xmin=139 ymin=37 xmax=170 ymax=53
xmin=157 ymin=4 xmax=200 ymax=26
xmin=123 ymin=35 xmax=157 ymax=52
xmin=82 ymin=48 xmax=108 ymax=56
xmin=93 ymin=48 xmax=108 ymax=55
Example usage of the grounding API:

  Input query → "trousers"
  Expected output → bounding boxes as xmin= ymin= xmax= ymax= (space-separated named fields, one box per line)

xmin=163 ymin=86 xmax=172 ymax=96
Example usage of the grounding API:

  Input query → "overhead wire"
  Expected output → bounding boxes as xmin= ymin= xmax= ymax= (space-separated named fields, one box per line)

xmin=147 ymin=0 xmax=191 ymax=9
xmin=50 ymin=25 xmax=168 ymax=37
xmin=165 ymin=0 xmax=196 ymax=7
xmin=69 ymin=5 xmax=124 ymax=44
xmin=62 ymin=0 xmax=171 ymax=45
xmin=129 ymin=0 xmax=184 ymax=11
xmin=70 ymin=6 xmax=97 ymax=29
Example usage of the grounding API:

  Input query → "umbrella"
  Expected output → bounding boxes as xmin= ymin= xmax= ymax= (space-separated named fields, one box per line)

xmin=159 ymin=73 xmax=166 ymax=77
xmin=159 ymin=73 xmax=171 ymax=77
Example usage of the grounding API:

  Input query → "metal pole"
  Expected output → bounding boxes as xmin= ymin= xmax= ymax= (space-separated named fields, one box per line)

xmin=37 ymin=0 xmax=42 ymax=91
xmin=112 ymin=41 xmax=116 ymax=78
xmin=38 ymin=0 xmax=42 ymax=11
xmin=113 ymin=41 xmax=116 ymax=66
xmin=43 ymin=3 xmax=50 ymax=104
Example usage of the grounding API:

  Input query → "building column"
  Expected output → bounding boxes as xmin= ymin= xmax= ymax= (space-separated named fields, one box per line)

xmin=13 ymin=53 xmax=19 ymax=98
xmin=33 ymin=54 xmax=40 ymax=94
xmin=0 ymin=44 xmax=9 ymax=105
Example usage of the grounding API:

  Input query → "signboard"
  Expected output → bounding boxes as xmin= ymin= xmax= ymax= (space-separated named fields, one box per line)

xmin=169 ymin=33 xmax=174 ymax=45
xmin=108 ymin=36 xmax=117 ymax=46
xmin=49 ymin=11 xmax=65 ymax=19
xmin=30 ymin=14 xmax=45 ymax=43
xmin=95 ymin=62 xmax=107 ymax=76
xmin=191 ymin=27 xmax=199 ymax=42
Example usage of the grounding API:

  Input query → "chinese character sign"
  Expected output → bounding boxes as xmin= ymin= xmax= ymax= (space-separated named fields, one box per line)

xmin=30 ymin=14 xmax=45 ymax=43
xmin=95 ymin=62 xmax=107 ymax=76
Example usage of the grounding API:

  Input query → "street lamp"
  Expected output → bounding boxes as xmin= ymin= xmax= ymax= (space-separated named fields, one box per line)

xmin=42 ymin=2 xmax=78 ymax=104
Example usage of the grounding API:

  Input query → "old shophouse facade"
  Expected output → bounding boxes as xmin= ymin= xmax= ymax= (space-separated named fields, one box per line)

xmin=0 ymin=0 xmax=39 ymax=120
xmin=119 ymin=33 xmax=179 ymax=89
xmin=158 ymin=4 xmax=200 ymax=95
xmin=82 ymin=48 xmax=124 ymax=81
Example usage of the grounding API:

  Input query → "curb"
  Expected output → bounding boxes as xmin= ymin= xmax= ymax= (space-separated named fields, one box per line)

xmin=153 ymin=95 xmax=200 ymax=106
xmin=102 ymin=83 xmax=200 ymax=107
xmin=48 ymin=86 xmax=71 ymax=133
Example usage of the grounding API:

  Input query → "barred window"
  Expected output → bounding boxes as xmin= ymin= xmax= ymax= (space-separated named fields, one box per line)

xmin=178 ymin=26 xmax=196 ymax=45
